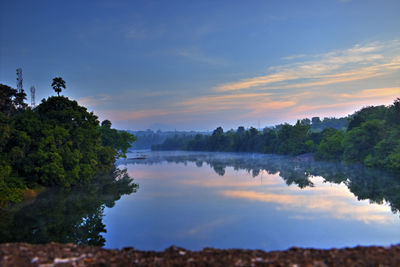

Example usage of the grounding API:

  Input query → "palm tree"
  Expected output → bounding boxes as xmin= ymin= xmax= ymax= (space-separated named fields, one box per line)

xmin=51 ymin=77 xmax=66 ymax=96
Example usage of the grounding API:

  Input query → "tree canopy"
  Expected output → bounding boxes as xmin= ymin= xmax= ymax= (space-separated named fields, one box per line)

xmin=51 ymin=77 xmax=66 ymax=96
xmin=0 ymin=82 xmax=136 ymax=206
xmin=153 ymin=99 xmax=400 ymax=172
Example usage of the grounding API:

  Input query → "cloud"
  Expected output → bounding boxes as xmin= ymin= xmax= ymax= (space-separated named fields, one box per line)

xmin=215 ymin=41 xmax=399 ymax=92
xmin=179 ymin=93 xmax=273 ymax=106
xmin=175 ymin=48 xmax=227 ymax=65
xmin=288 ymin=86 xmax=399 ymax=117
xmin=105 ymin=109 xmax=172 ymax=121
xmin=336 ymin=87 xmax=400 ymax=99
xmin=180 ymin=170 xmax=282 ymax=188
xmin=91 ymin=40 xmax=399 ymax=129
xmin=282 ymin=54 xmax=307 ymax=61
xmin=78 ymin=95 xmax=111 ymax=107
xmin=176 ymin=92 xmax=297 ymax=116
xmin=220 ymin=187 xmax=393 ymax=224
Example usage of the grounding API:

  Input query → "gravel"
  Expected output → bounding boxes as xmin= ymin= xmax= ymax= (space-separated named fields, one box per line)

xmin=1 ymin=242 xmax=399 ymax=266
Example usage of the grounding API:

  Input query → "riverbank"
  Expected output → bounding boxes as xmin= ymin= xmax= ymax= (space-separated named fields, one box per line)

xmin=1 ymin=243 xmax=400 ymax=266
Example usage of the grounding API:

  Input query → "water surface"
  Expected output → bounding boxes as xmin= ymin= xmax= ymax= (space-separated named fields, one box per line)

xmin=104 ymin=151 xmax=400 ymax=251
xmin=1 ymin=151 xmax=399 ymax=251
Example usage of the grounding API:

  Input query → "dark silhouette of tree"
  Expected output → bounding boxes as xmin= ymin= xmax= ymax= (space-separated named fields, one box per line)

xmin=101 ymin=120 xmax=112 ymax=128
xmin=0 ymin=84 xmax=27 ymax=117
xmin=51 ymin=77 xmax=66 ymax=96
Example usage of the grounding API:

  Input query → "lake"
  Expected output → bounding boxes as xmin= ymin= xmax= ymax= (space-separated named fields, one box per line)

xmin=1 ymin=150 xmax=399 ymax=251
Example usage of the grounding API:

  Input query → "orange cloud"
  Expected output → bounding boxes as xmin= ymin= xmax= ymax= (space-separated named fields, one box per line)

xmin=338 ymin=87 xmax=400 ymax=99
xmin=214 ymin=42 xmax=400 ymax=92
xmin=176 ymin=92 xmax=296 ymax=115
xmin=216 ymin=72 xmax=298 ymax=92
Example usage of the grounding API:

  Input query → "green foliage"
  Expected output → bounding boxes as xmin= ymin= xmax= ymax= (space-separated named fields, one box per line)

xmin=0 ymin=84 xmax=27 ymax=117
xmin=277 ymin=121 xmax=312 ymax=155
xmin=347 ymin=105 xmax=387 ymax=130
xmin=100 ymin=121 xmax=136 ymax=158
xmin=0 ymin=176 xmax=26 ymax=207
xmin=342 ymin=120 xmax=386 ymax=163
xmin=320 ymin=101 xmax=400 ymax=172
xmin=0 ymin=82 xmax=136 ymax=206
xmin=153 ymin=99 xmax=400 ymax=172
xmin=315 ymin=130 xmax=345 ymax=160
xmin=0 ymin=168 xmax=137 ymax=246
xmin=364 ymin=130 xmax=400 ymax=170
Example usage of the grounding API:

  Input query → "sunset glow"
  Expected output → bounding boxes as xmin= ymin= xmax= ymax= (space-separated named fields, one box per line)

xmin=1 ymin=0 xmax=399 ymax=130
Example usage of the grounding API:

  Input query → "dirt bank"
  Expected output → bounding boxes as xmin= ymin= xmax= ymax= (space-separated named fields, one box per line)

xmin=1 ymin=242 xmax=399 ymax=266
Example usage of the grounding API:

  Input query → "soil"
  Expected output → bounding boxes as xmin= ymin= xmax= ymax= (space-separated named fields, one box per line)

xmin=1 ymin=243 xmax=399 ymax=266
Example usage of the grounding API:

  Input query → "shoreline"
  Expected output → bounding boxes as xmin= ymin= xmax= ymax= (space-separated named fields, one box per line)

xmin=1 ymin=242 xmax=400 ymax=266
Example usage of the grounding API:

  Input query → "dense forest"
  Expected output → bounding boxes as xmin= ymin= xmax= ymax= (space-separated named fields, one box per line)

xmin=153 ymin=99 xmax=400 ymax=172
xmin=0 ymin=81 xmax=136 ymax=206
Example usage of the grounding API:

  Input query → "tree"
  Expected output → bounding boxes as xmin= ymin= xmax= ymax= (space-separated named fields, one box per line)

xmin=0 ymin=84 xmax=27 ymax=117
xmin=51 ymin=77 xmax=66 ymax=96
xmin=277 ymin=121 xmax=311 ymax=155
xmin=342 ymin=120 xmax=385 ymax=163
xmin=315 ymin=130 xmax=345 ymax=160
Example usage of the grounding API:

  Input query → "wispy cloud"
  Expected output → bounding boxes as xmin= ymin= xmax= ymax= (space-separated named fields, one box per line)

xmin=78 ymin=95 xmax=111 ymax=107
xmin=215 ymin=41 xmax=399 ymax=92
xmin=103 ymin=109 xmax=172 ymax=121
xmin=336 ymin=87 xmax=400 ymax=99
xmin=175 ymin=48 xmax=227 ymax=65
xmin=220 ymin=185 xmax=393 ymax=224
xmin=282 ymin=54 xmax=307 ymax=61
xmin=90 ymin=40 xmax=399 ymax=129
xmin=176 ymin=92 xmax=297 ymax=116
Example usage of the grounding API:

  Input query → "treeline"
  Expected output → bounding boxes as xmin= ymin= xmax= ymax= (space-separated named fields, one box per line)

xmin=153 ymin=99 xmax=400 ymax=172
xmin=0 ymin=82 xmax=136 ymax=206
xmin=129 ymin=129 xmax=206 ymax=149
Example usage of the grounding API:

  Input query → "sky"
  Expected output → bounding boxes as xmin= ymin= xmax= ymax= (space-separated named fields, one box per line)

xmin=1 ymin=0 xmax=399 ymax=131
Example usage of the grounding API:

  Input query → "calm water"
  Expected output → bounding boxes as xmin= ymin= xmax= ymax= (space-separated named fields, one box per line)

xmin=1 ymin=151 xmax=400 ymax=251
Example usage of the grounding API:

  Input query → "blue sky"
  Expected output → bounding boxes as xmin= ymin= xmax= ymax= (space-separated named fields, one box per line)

xmin=1 ymin=0 xmax=399 ymax=130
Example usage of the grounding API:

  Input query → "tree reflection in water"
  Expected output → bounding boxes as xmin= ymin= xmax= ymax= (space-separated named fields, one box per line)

xmin=128 ymin=152 xmax=400 ymax=214
xmin=0 ymin=168 xmax=137 ymax=246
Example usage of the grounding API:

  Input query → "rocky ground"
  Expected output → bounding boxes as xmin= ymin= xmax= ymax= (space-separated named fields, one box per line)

xmin=1 ymin=242 xmax=399 ymax=266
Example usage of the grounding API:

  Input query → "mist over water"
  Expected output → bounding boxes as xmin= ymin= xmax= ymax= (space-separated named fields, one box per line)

xmin=104 ymin=151 xmax=400 ymax=251
xmin=2 ymin=151 xmax=398 ymax=251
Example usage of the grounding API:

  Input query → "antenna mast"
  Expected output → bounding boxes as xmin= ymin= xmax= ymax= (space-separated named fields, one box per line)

xmin=30 ymin=86 xmax=36 ymax=107
xmin=16 ymin=68 xmax=23 ymax=93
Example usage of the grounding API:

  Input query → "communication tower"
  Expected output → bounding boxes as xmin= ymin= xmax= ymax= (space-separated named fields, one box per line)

xmin=30 ymin=86 xmax=36 ymax=107
xmin=16 ymin=68 xmax=23 ymax=92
